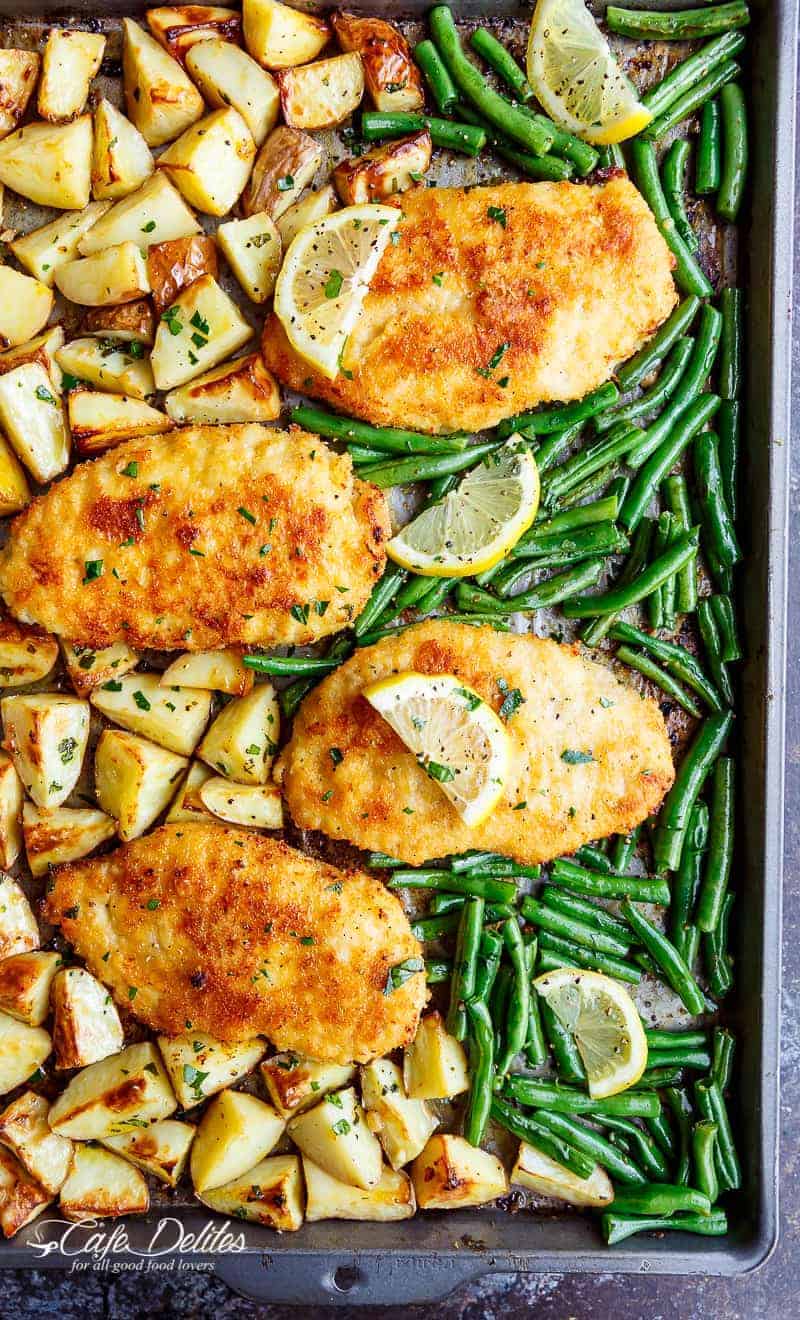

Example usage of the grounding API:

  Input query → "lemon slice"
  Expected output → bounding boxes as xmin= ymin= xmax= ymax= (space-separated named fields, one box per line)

xmin=533 ymin=968 xmax=647 ymax=1098
xmin=387 ymin=438 xmax=540 ymax=578
xmin=274 ymin=204 xmax=399 ymax=380
xmin=363 ymin=672 xmax=511 ymax=828
xmin=527 ymin=0 xmax=652 ymax=145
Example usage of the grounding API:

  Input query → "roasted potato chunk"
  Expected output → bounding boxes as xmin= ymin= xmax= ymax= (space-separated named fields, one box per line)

xmin=0 ymin=953 xmax=59 ymax=1027
xmin=159 ymin=106 xmax=256 ymax=216
xmin=92 ymin=98 xmax=155 ymax=202
xmin=90 ymin=671 xmax=211 ymax=757
xmin=22 ymin=803 xmax=117 ymax=878
xmin=304 ymin=1156 xmax=415 ymax=1222
xmin=11 ymin=203 xmax=112 ymax=288
xmin=1 ymin=693 xmax=89 ymax=810
xmin=243 ymin=0 xmax=329 ymax=71
xmin=287 ymin=1087 xmax=383 ymax=1190
xmin=68 ymin=390 xmax=174 ymax=455
xmin=164 ymin=353 xmax=280 ymax=424
xmin=185 ymin=38 xmax=279 ymax=147
xmin=260 ymin=1053 xmax=354 ymax=1119
xmin=198 ymin=778 xmax=283 ymax=829
xmin=148 ymin=5 xmax=242 ymax=65
xmin=59 ymin=1143 xmax=149 ymax=1221
xmin=38 ymin=30 xmax=105 ymax=122
xmin=334 ymin=130 xmax=431 ymax=205
xmin=190 ymin=1089 xmax=284 ymax=1193
xmin=0 ymin=440 xmax=29 ymax=517
xmin=94 ymin=727 xmax=188 ymax=840
xmin=0 ymin=753 xmax=22 ymax=871
xmin=102 ymin=1119 xmax=195 ymax=1186
xmin=165 ymin=758 xmax=213 ymax=823
xmin=403 ymin=1011 xmax=469 ymax=1100
xmin=216 ymin=213 xmax=281 ymax=304
xmin=56 ymin=338 xmax=155 ymax=400
xmin=198 ymin=1152 xmax=303 ymax=1229
xmin=61 ymin=641 xmax=140 ymax=698
xmin=0 ymin=51 xmax=39 ymax=140
xmin=511 ymin=1141 xmax=614 ymax=1207
xmin=0 ymin=272 xmax=53 ymax=352
xmin=241 ymin=124 xmax=323 ymax=219
xmin=48 ymin=1042 xmax=177 ymax=1139
xmin=332 ymin=13 xmax=424 ymax=113
xmin=51 ymin=967 xmax=124 ymax=1070
xmin=146 ymin=233 xmax=218 ymax=316
xmin=123 ymin=17 xmax=204 ymax=147
xmin=150 ymin=273 xmax=253 ymax=390
xmin=56 ymin=242 xmax=151 ymax=307
xmin=83 ymin=300 xmax=157 ymax=347
xmin=277 ymin=53 xmax=364 ymax=130
xmin=0 ymin=1092 xmax=72 ymax=1194
xmin=0 ymin=619 xmax=58 ymax=690
xmin=412 ymin=1134 xmax=508 ymax=1210
xmin=0 ymin=363 xmax=69 ymax=481
xmin=197 ymin=681 xmax=279 ymax=784
xmin=0 ymin=117 xmax=92 ymax=209
xmin=158 ymin=1031 xmax=266 ymax=1107
xmin=0 ymin=875 xmax=38 ymax=961
xmin=0 ymin=1011 xmax=51 ymax=1098
xmin=79 ymin=171 xmax=201 ymax=256
xmin=0 ymin=1145 xmax=51 ymax=1237
xmin=360 ymin=1058 xmax=437 ymax=1170
xmin=160 ymin=648 xmax=253 ymax=695
xmin=0 ymin=327 xmax=65 ymax=389
xmin=276 ymin=183 xmax=337 ymax=246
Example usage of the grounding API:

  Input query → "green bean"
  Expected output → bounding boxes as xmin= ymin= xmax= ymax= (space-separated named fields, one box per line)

xmin=489 ymin=1098 xmax=596 ymax=1179
xmin=671 ymin=802 xmax=709 ymax=958
xmin=697 ymin=99 xmax=722 ymax=194
xmin=664 ymin=1086 xmax=694 ymax=1184
xmin=446 ymin=896 xmax=484 ymax=1040
xmin=486 ymin=902 xmax=517 ymax=923
xmin=598 ymin=143 xmax=626 ymax=170
xmin=367 ymin=852 xmax=405 ymax=868
xmin=606 ymin=3 xmax=750 ymax=40
xmin=697 ymin=599 xmax=734 ymax=706
xmin=712 ymin=1027 xmax=735 ymax=1091
xmin=464 ymin=996 xmax=495 ymax=1146
xmin=611 ymin=827 xmax=640 ymax=876
xmin=539 ymin=998 xmax=586 ymax=1085
xmin=497 ymin=383 xmax=620 ymax=440
xmin=562 ymin=529 xmax=700 ymax=618
xmin=522 ymin=496 xmax=622 ymax=544
xmin=506 ymin=521 xmax=627 ymax=568
xmin=630 ymin=140 xmax=712 ymax=298
xmin=451 ymin=850 xmax=504 ymax=873
xmin=469 ymin=27 xmax=531 ymax=100
xmin=428 ymin=473 xmax=459 ymax=500
xmin=549 ymin=858 xmax=671 ymax=905
xmin=359 ymin=439 xmax=500 ymax=488
xmin=541 ymin=423 xmax=643 ymax=504
xmin=473 ymin=928 xmax=503 ymax=1002
xmin=608 ymin=1183 xmax=712 ymax=1218
xmin=646 ymin=1106 xmax=677 ymax=1159
xmin=623 ymin=307 xmax=721 ymax=470
xmin=664 ymin=474 xmax=698 ymax=613
xmin=490 ymin=963 xmax=513 ymax=1057
xmin=597 ymin=339 xmax=694 ymax=434
xmin=695 ymin=1078 xmax=740 ymax=1190
xmin=290 ymin=404 xmax=467 ymax=455
xmin=616 ymin=645 xmax=702 ymax=717
xmin=410 ymin=577 xmax=455 ymax=619
xmin=637 ymin=1066 xmax=685 ymax=1089
xmin=622 ymin=394 xmax=721 ymax=532
xmin=582 ymin=520 xmax=654 ymax=646
xmin=456 ymin=103 xmax=574 ymax=180
xmin=536 ymin=932 xmax=642 ymax=984
xmin=620 ymin=901 xmax=706 ymax=1016
xmin=692 ymin=1120 xmax=720 ymax=1204
xmin=719 ymin=287 xmax=743 ymax=400
xmin=425 ymin=958 xmax=452 ymax=984
xmin=532 ymin=1111 xmax=647 ymax=1185
xmin=717 ymin=82 xmax=748 ymax=222
xmin=703 ymin=891 xmax=734 ymax=998
xmin=429 ymin=892 xmax=464 ymax=916
xmin=717 ymin=399 xmax=740 ymax=523
xmin=353 ymin=565 xmax=408 ymax=639
xmin=360 ymin=111 xmax=486 ymax=156
xmin=600 ymin=1117 xmax=669 ymax=1181
xmin=521 ymin=897 xmax=631 ymax=958
xmin=494 ymin=919 xmax=530 ymax=1076
xmin=504 ymin=1077 xmax=661 ymax=1118
xmin=646 ymin=60 xmax=740 ymax=142
xmin=696 ymin=757 xmax=735 ymax=932
xmin=279 ymin=633 xmax=353 ymax=719
xmin=522 ymin=934 xmax=548 ymax=1067
xmin=646 ymin=512 xmax=670 ymax=630
xmin=617 ymin=297 xmax=701 ymax=392
xmin=517 ymin=107 xmax=599 ymax=176
xmin=429 ymin=7 xmax=554 ymax=156
xmin=662 ymin=140 xmax=698 ymax=251
xmin=710 ymin=595 xmax=741 ymax=662
xmin=526 ymin=421 xmax=583 ymax=473
xmin=391 ymin=573 xmax=441 ymax=614
xmin=465 ymin=560 xmax=605 ymax=615
xmin=540 ymin=887 xmax=631 ymax=941
xmin=414 ymin=38 xmax=458 ymax=112
xmin=493 ymin=528 xmax=628 ymax=596
xmin=411 ymin=912 xmax=460 ymax=941
xmin=461 ymin=860 xmax=541 ymax=879
xmin=645 ymin=1047 xmax=712 ymax=1071
xmin=694 ymin=432 xmax=742 ymax=568
xmin=355 ymin=613 xmax=512 ymax=646
xmin=602 ymin=1209 xmax=727 ymax=1245
xmin=643 ymin=31 xmax=746 ymax=118
xmin=683 ymin=926 xmax=701 ymax=971
xmin=243 ymin=653 xmax=340 ymax=677
xmin=389 ymin=870 xmax=517 ymax=902
xmin=558 ymin=463 xmax=619 ymax=508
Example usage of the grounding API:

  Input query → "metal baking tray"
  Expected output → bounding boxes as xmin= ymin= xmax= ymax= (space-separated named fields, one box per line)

xmin=0 ymin=0 xmax=793 ymax=1304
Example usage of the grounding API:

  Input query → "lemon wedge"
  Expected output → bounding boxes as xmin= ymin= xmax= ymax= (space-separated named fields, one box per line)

xmin=527 ymin=0 xmax=652 ymax=145
xmin=273 ymin=204 xmax=399 ymax=380
xmin=533 ymin=968 xmax=648 ymax=1098
xmin=387 ymin=438 xmax=540 ymax=577
xmin=363 ymin=672 xmax=511 ymax=828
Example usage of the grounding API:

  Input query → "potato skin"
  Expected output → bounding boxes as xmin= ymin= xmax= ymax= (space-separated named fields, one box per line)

xmin=146 ymin=234 xmax=219 ymax=315
xmin=241 ymin=125 xmax=322 ymax=219
xmin=83 ymin=299 xmax=156 ymax=345
xmin=333 ymin=131 xmax=431 ymax=206
xmin=331 ymin=13 xmax=424 ymax=113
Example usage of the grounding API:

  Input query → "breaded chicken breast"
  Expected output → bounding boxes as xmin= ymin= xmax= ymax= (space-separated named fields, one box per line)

xmin=0 ymin=426 xmax=389 ymax=652
xmin=44 ymin=823 xmax=426 ymax=1062
xmin=261 ymin=177 xmax=677 ymax=434
xmin=275 ymin=620 xmax=675 ymax=866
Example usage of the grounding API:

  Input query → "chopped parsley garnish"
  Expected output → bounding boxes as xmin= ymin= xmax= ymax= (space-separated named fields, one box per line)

xmin=497 ymin=676 xmax=525 ymax=721
xmin=383 ymin=956 xmax=424 ymax=995
xmin=133 ymin=690 xmax=151 ymax=711
xmin=329 ymin=747 xmax=343 ymax=767
xmin=324 ymin=269 xmax=344 ymax=299
xmin=35 ymin=385 xmax=56 ymax=404
xmin=146 ymin=898 xmax=160 ymax=910
xmin=58 ymin=737 xmax=78 ymax=764
xmin=141 ymin=220 xmax=156 ymax=233
xmin=487 ymin=205 xmax=507 ymax=227
xmin=83 ymin=559 xmax=103 ymax=583
xmin=121 ymin=461 xmax=139 ymax=478
xmin=454 ymin=686 xmax=481 ymax=711
xmin=425 ymin=760 xmax=455 ymax=783
xmin=331 ymin=1119 xmax=351 ymax=1136
xmin=277 ymin=174 xmax=294 ymax=191
xmin=561 ymin=748 xmax=595 ymax=765
xmin=161 ymin=306 xmax=182 ymax=336
xmin=290 ymin=602 xmax=310 ymax=625
xmin=237 ymin=505 xmax=256 ymax=524
xmin=477 ymin=342 xmax=510 ymax=379
xmin=182 ymin=1063 xmax=209 ymax=1099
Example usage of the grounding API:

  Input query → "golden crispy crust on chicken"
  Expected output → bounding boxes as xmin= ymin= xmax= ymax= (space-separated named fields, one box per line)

xmin=275 ymin=621 xmax=675 ymax=866
xmin=0 ymin=426 xmax=389 ymax=652
xmin=44 ymin=823 xmax=426 ymax=1062
xmin=261 ymin=176 xmax=677 ymax=434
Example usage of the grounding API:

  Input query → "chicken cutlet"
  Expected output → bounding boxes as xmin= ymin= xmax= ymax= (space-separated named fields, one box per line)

xmin=275 ymin=620 xmax=675 ymax=866
xmin=261 ymin=176 xmax=677 ymax=435
xmin=44 ymin=823 xmax=426 ymax=1063
xmin=0 ymin=425 xmax=389 ymax=652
